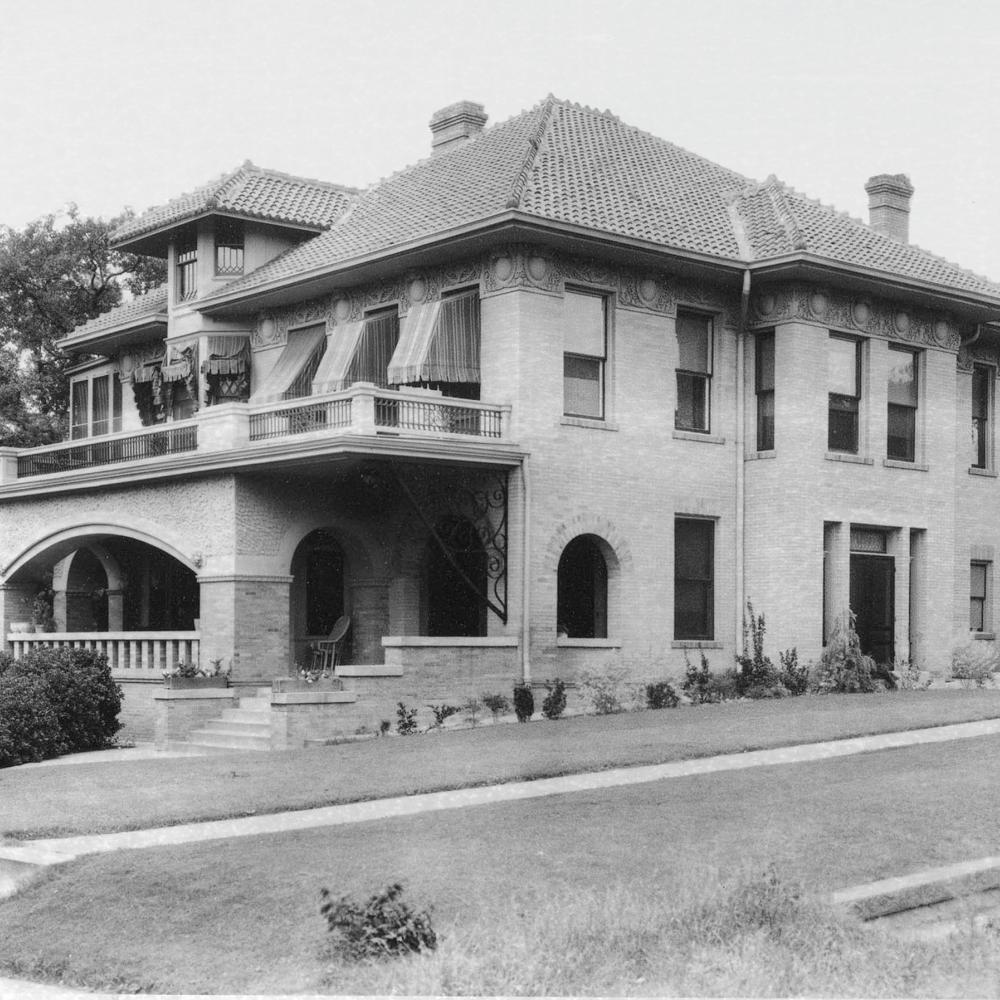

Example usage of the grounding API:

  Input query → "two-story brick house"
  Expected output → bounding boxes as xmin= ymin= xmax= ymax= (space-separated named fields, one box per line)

xmin=3 ymin=97 xmax=1000 ymax=743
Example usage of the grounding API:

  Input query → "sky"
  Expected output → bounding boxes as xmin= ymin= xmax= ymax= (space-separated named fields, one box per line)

xmin=2 ymin=0 xmax=1000 ymax=278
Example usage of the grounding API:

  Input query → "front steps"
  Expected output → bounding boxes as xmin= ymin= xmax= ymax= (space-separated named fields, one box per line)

xmin=185 ymin=687 xmax=273 ymax=752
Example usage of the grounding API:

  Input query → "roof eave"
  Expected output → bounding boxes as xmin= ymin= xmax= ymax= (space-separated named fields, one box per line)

xmin=57 ymin=314 xmax=169 ymax=358
xmin=749 ymin=253 xmax=1000 ymax=320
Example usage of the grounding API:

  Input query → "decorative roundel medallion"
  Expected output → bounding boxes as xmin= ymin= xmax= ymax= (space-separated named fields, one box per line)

xmin=527 ymin=255 xmax=548 ymax=281
xmin=934 ymin=319 xmax=952 ymax=346
xmin=493 ymin=256 xmax=513 ymax=282
xmin=408 ymin=278 xmax=427 ymax=304
xmin=894 ymin=311 xmax=910 ymax=334
xmin=638 ymin=278 xmax=658 ymax=305
xmin=852 ymin=300 xmax=871 ymax=326
xmin=334 ymin=298 xmax=351 ymax=322
xmin=809 ymin=291 xmax=828 ymax=317
xmin=759 ymin=293 xmax=777 ymax=316
xmin=259 ymin=318 xmax=276 ymax=341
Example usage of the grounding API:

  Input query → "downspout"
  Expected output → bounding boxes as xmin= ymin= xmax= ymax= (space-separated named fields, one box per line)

xmin=520 ymin=456 xmax=531 ymax=683
xmin=735 ymin=269 xmax=751 ymax=649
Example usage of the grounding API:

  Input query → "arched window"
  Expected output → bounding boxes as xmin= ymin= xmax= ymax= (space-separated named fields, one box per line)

xmin=557 ymin=535 xmax=608 ymax=638
xmin=426 ymin=517 xmax=487 ymax=637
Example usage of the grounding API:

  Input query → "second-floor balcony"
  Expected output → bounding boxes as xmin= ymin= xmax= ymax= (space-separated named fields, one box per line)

xmin=2 ymin=384 xmax=516 ymax=489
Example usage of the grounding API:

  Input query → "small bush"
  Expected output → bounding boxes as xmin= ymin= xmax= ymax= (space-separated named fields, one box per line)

xmin=462 ymin=697 xmax=482 ymax=727
xmin=481 ymin=692 xmax=511 ymax=722
xmin=320 ymin=882 xmax=436 ymax=960
xmin=426 ymin=704 xmax=460 ymax=729
xmin=778 ymin=647 xmax=808 ymax=695
xmin=734 ymin=601 xmax=782 ymax=695
xmin=0 ymin=674 xmax=63 ymax=766
xmin=645 ymin=680 xmax=679 ymax=709
xmin=578 ymin=666 xmax=628 ymax=715
xmin=705 ymin=668 xmax=741 ymax=703
xmin=395 ymin=702 xmax=418 ymax=736
xmin=378 ymin=720 xmax=391 ymax=737
xmin=812 ymin=613 xmax=875 ymax=693
xmin=513 ymin=683 xmax=534 ymax=722
xmin=541 ymin=679 xmax=567 ymax=719
xmin=682 ymin=648 xmax=713 ymax=704
xmin=895 ymin=656 xmax=933 ymax=691
xmin=951 ymin=640 xmax=998 ymax=688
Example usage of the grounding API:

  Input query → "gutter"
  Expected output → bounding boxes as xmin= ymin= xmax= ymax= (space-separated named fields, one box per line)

xmin=521 ymin=456 xmax=531 ymax=683
xmin=736 ymin=269 xmax=750 ymax=649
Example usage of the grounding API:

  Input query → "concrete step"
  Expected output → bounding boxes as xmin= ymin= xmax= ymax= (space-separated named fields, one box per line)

xmin=237 ymin=697 xmax=271 ymax=711
xmin=196 ymin=720 xmax=270 ymax=737
xmin=220 ymin=708 xmax=271 ymax=724
xmin=185 ymin=731 xmax=272 ymax=752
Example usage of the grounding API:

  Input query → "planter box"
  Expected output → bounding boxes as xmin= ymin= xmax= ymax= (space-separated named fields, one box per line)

xmin=272 ymin=676 xmax=344 ymax=694
xmin=8 ymin=622 xmax=31 ymax=634
xmin=163 ymin=675 xmax=229 ymax=690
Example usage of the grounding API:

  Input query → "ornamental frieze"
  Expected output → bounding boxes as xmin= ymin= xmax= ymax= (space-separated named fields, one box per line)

xmin=958 ymin=339 xmax=1000 ymax=373
xmin=750 ymin=284 xmax=960 ymax=351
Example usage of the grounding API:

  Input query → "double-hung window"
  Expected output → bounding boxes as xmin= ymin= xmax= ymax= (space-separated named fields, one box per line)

xmin=971 ymin=561 xmax=990 ymax=632
xmin=563 ymin=289 xmax=607 ymax=420
xmin=70 ymin=372 xmax=123 ymax=439
xmin=828 ymin=335 xmax=861 ymax=453
xmin=674 ymin=517 xmax=714 ymax=640
xmin=755 ymin=331 xmax=775 ymax=450
xmin=972 ymin=364 xmax=992 ymax=469
xmin=887 ymin=345 xmax=918 ymax=462
xmin=675 ymin=311 xmax=712 ymax=432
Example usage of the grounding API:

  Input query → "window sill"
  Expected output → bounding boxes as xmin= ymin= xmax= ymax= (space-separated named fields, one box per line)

xmin=882 ymin=459 xmax=929 ymax=472
xmin=561 ymin=416 xmax=618 ymax=431
xmin=557 ymin=637 xmax=622 ymax=648
xmin=972 ymin=631 xmax=996 ymax=641
xmin=969 ymin=467 xmax=998 ymax=478
xmin=825 ymin=452 xmax=873 ymax=466
xmin=671 ymin=640 xmax=722 ymax=649
xmin=673 ymin=430 xmax=725 ymax=445
xmin=746 ymin=450 xmax=776 ymax=461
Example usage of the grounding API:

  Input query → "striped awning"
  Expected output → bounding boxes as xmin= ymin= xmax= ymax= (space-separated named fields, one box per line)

xmin=201 ymin=336 xmax=250 ymax=376
xmin=117 ymin=346 xmax=165 ymax=384
xmin=387 ymin=292 xmax=480 ymax=386
xmin=161 ymin=338 xmax=199 ymax=383
xmin=310 ymin=321 xmax=364 ymax=393
xmin=251 ymin=324 xmax=327 ymax=402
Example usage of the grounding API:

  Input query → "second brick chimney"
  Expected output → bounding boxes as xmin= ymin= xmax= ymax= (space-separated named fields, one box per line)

xmin=430 ymin=101 xmax=488 ymax=155
xmin=865 ymin=173 xmax=915 ymax=243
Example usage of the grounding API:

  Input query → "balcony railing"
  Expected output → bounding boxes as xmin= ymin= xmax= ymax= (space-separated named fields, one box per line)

xmin=16 ymin=424 xmax=199 ymax=478
xmin=6 ymin=631 xmax=201 ymax=677
xmin=250 ymin=396 xmax=353 ymax=441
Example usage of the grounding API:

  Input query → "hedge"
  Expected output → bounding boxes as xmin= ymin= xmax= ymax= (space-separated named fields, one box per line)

xmin=0 ymin=647 xmax=122 ymax=767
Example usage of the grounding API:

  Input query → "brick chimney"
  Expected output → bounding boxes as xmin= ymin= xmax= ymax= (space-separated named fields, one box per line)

xmin=865 ymin=173 xmax=915 ymax=243
xmin=430 ymin=101 xmax=488 ymax=154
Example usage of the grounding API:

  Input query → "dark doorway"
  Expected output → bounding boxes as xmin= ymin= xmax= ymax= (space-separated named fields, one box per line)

xmin=850 ymin=554 xmax=895 ymax=664
xmin=426 ymin=518 xmax=487 ymax=637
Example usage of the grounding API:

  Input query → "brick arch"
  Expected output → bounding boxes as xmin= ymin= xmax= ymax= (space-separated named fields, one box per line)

xmin=277 ymin=519 xmax=382 ymax=581
xmin=543 ymin=515 xmax=633 ymax=576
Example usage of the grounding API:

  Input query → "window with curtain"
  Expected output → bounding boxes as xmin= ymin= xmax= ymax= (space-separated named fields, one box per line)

xmin=563 ymin=289 xmax=607 ymax=419
xmin=887 ymin=345 xmax=918 ymax=462
xmin=674 ymin=518 xmax=714 ymax=640
xmin=675 ymin=311 xmax=712 ymax=432
xmin=756 ymin=331 xmax=775 ymax=450
xmin=828 ymin=335 xmax=861 ymax=453
xmin=972 ymin=364 xmax=992 ymax=470
xmin=69 ymin=372 xmax=123 ymax=439
xmin=345 ymin=309 xmax=399 ymax=387
xmin=70 ymin=380 xmax=89 ymax=440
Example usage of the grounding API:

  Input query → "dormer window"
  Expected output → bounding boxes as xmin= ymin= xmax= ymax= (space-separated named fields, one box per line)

xmin=215 ymin=220 xmax=244 ymax=276
xmin=176 ymin=242 xmax=198 ymax=302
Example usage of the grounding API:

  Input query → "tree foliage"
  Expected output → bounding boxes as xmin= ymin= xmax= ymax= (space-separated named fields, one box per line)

xmin=0 ymin=206 xmax=165 ymax=445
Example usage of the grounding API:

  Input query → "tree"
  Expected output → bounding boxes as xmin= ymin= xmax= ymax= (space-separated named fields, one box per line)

xmin=0 ymin=206 xmax=166 ymax=445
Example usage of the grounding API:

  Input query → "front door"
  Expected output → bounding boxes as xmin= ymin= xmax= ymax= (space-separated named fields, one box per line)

xmin=850 ymin=554 xmax=894 ymax=665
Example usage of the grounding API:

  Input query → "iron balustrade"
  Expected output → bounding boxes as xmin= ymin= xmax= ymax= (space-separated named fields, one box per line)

xmin=17 ymin=426 xmax=199 ymax=478
xmin=375 ymin=395 xmax=503 ymax=437
xmin=249 ymin=397 xmax=353 ymax=441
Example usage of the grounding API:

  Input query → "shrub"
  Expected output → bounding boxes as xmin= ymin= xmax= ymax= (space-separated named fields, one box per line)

xmin=812 ymin=613 xmax=875 ymax=693
xmin=0 ymin=674 xmax=63 ymax=766
xmin=462 ymin=697 xmax=482 ymax=727
xmin=681 ymin=648 xmax=713 ymax=704
xmin=0 ymin=647 xmax=121 ymax=755
xmin=950 ymin=640 xmax=998 ymax=688
xmin=513 ymin=682 xmax=534 ymax=722
xmin=734 ymin=601 xmax=783 ymax=696
xmin=705 ymin=668 xmax=741 ymax=703
xmin=320 ymin=882 xmax=436 ymax=960
xmin=645 ymin=680 xmax=680 ymax=709
xmin=426 ymin=704 xmax=460 ymax=729
xmin=778 ymin=647 xmax=808 ymax=695
xmin=378 ymin=720 xmax=391 ymax=737
xmin=395 ymin=702 xmax=418 ymax=735
xmin=541 ymin=679 xmax=567 ymax=719
xmin=481 ymin=692 xmax=511 ymax=722
xmin=578 ymin=666 xmax=628 ymax=715
xmin=895 ymin=656 xmax=933 ymax=691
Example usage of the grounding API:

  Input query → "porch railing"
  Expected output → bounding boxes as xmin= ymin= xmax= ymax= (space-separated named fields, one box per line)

xmin=6 ymin=631 xmax=201 ymax=676
xmin=17 ymin=424 xmax=199 ymax=478
xmin=249 ymin=396 xmax=353 ymax=441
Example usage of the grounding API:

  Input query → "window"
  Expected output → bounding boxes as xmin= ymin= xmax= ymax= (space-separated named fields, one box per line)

xmin=972 ymin=364 xmax=992 ymax=469
xmin=675 ymin=311 xmax=712 ymax=432
xmin=176 ymin=242 xmax=197 ymax=302
xmin=70 ymin=372 xmax=123 ymax=439
xmin=563 ymin=289 xmax=607 ymax=419
xmin=755 ymin=331 xmax=775 ymax=450
xmin=674 ymin=518 xmax=714 ymax=640
xmin=971 ymin=561 xmax=990 ymax=632
xmin=557 ymin=536 xmax=608 ymax=638
xmin=346 ymin=308 xmax=400 ymax=388
xmin=887 ymin=345 xmax=918 ymax=461
xmin=828 ymin=335 xmax=861 ymax=453
xmin=215 ymin=219 xmax=244 ymax=276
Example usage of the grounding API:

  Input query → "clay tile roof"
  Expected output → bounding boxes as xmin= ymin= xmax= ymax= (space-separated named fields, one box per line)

xmin=203 ymin=97 xmax=1000 ymax=304
xmin=112 ymin=163 xmax=357 ymax=244
xmin=66 ymin=284 xmax=168 ymax=339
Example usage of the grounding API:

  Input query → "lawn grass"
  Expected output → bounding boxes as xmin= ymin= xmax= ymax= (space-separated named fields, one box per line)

xmin=3 ymin=689 xmax=1000 ymax=839
xmin=2 ymin=734 xmax=1000 ymax=995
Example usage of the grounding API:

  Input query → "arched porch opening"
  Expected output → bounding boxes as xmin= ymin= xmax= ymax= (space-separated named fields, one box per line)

xmin=289 ymin=529 xmax=349 ymax=665
xmin=424 ymin=516 xmax=488 ymax=637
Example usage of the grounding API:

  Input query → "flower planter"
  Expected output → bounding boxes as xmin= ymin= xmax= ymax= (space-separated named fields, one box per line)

xmin=8 ymin=622 xmax=31 ymax=634
xmin=163 ymin=675 xmax=229 ymax=690
xmin=272 ymin=676 xmax=343 ymax=693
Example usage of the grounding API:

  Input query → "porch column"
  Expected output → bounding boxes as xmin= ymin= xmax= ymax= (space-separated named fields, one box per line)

xmin=889 ymin=528 xmax=911 ymax=665
xmin=348 ymin=577 xmax=390 ymax=665
xmin=107 ymin=588 xmax=125 ymax=631
xmin=823 ymin=521 xmax=850 ymax=642
xmin=197 ymin=574 xmax=293 ymax=682
xmin=388 ymin=575 xmax=421 ymax=635
xmin=0 ymin=583 xmax=35 ymax=648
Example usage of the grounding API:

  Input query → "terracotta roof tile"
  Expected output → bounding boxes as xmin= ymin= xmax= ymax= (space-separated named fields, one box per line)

xmin=113 ymin=163 xmax=356 ymax=244
xmin=68 ymin=284 xmax=168 ymax=339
